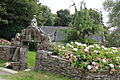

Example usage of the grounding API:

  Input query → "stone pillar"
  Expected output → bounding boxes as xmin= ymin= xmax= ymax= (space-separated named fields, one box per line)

xmin=19 ymin=42 xmax=28 ymax=70
xmin=34 ymin=50 xmax=52 ymax=70
xmin=34 ymin=50 xmax=43 ymax=70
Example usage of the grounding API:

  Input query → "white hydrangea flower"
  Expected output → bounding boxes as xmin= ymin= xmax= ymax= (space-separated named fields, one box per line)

xmin=75 ymin=42 xmax=82 ymax=46
xmin=71 ymin=41 xmax=73 ymax=44
xmin=92 ymin=62 xmax=96 ymax=65
xmin=101 ymin=46 xmax=108 ymax=50
xmin=87 ymin=65 xmax=92 ymax=70
xmin=66 ymin=43 xmax=74 ymax=48
xmin=101 ymin=46 xmax=105 ymax=48
xmin=84 ymin=49 xmax=89 ymax=52
xmin=62 ymin=46 xmax=65 ymax=49
xmin=66 ymin=43 xmax=70 ymax=46
xmin=94 ymin=44 xmax=100 ymax=49
xmin=88 ymin=45 xmax=94 ymax=48
xmin=74 ymin=41 xmax=78 ymax=44
xmin=117 ymin=57 xmax=120 ymax=59
xmin=104 ymin=47 xmax=108 ymax=50
xmin=110 ymin=52 xmax=113 ymax=54
xmin=75 ymin=41 xmax=79 ymax=45
xmin=70 ymin=45 xmax=74 ymax=48
xmin=109 ymin=64 xmax=114 ymax=68
xmin=96 ymin=46 xmax=100 ymax=49
xmin=93 ymin=50 xmax=98 ymax=53
xmin=95 ymin=66 xmax=99 ymax=69
xmin=58 ymin=45 xmax=61 ymax=47
xmin=112 ymin=47 xmax=117 ymax=49
xmin=59 ymin=49 xmax=61 ymax=51
xmin=82 ymin=44 xmax=87 ymax=47
xmin=102 ymin=59 xmax=106 ymax=63
xmin=112 ymin=50 xmax=118 ymax=53
xmin=73 ymin=48 xmax=78 ymax=51
xmin=85 ymin=47 xmax=89 ymax=50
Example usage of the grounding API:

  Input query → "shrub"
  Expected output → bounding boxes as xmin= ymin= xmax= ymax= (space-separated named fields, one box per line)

xmin=0 ymin=39 xmax=11 ymax=45
xmin=52 ymin=42 xmax=120 ymax=72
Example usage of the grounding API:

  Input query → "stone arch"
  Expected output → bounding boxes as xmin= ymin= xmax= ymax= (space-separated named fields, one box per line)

xmin=21 ymin=27 xmax=43 ymax=42
xmin=11 ymin=16 xmax=51 ymax=70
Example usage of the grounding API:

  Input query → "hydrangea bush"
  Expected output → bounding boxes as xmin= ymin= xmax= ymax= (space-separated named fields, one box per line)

xmin=52 ymin=42 xmax=120 ymax=72
xmin=0 ymin=39 xmax=11 ymax=45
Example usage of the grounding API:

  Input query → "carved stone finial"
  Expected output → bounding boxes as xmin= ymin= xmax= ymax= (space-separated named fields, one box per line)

xmin=30 ymin=15 xmax=38 ymax=28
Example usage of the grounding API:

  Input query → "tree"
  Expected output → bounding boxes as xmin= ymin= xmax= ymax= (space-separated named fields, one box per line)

xmin=103 ymin=0 xmax=120 ymax=47
xmin=103 ymin=0 xmax=120 ymax=28
xmin=54 ymin=9 xmax=72 ymax=26
xmin=0 ymin=0 xmax=53 ymax=40
xmin=66 ymin=1 xmax=106 ymax=43
xmin=106 ymin=28 xmax=120 ymax=47
xmin=37 ymin=4 xmax=53 ymax=26
xmin=0 ymin=0 xmax=38 ymax=40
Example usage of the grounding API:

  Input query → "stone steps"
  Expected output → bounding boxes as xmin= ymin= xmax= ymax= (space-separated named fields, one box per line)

xmin=0 ymin=67 xmax=18 ymax=74
xmin=0 ymin=67 xmax=18 ymax=80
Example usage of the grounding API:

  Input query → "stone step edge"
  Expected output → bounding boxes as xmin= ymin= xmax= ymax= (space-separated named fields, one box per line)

xmin=0 ymin=67 xmax=18 ymax=74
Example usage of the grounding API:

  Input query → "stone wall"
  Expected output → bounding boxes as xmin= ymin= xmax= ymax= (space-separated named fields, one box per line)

xmin=41 ymin=26 xmax=68 ymax=42
xmin=41 ymin=26 xmax=105 ymax=42
xmin=0 ymin=45 xmax=16 ymax=61
xmin=35 ymin=50 xmax=120 ymax=80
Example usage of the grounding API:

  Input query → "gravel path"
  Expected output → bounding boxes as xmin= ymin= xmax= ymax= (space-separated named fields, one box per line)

xmin=0 ymin=67 xmax=18 ymax=80
xmin=0 ymin=70 xmax=12 ymax=75
xmin=0 ymin=77 xmax=6 ymax=80
xmin=0 ymin=70 xmax=11 ymax=80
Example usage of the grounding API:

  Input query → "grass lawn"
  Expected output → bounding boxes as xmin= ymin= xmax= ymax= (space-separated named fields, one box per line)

xmin=0 ymin=59 xmax=7 ymax=67
xmin=0 ymin=51 xmax=36 ymax=68
xmin=28 ymin=51 xmax=36 ymax=68
xmin=0 ymin=51 xmax=72 ymax=80
xmin=4 ymin=71 xmax=72 ymax=80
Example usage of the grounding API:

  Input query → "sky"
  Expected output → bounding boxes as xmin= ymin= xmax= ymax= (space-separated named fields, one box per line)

xmin=40 ymin=0 xmax=109 ymax=25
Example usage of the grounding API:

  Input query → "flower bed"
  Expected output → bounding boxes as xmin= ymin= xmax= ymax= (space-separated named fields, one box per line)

xmin=0 ymin=39 xmax=11 ymax=45
xmin=52 ymin=42 xmax=120 ymax=73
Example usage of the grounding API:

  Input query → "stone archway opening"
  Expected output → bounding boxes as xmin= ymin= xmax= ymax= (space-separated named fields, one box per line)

xmin=28 ymin=43 xmax=37 ymax=68
xmin=27 ymin=41 xmax=38 ymax=69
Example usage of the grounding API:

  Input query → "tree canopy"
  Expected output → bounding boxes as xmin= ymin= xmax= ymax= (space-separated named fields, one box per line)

xmin=66 ymin=1 xmax=106 ymax=43
xmin=0 ymin=0 xmax=52 ymax=40
xmin=103 ymin=0 xmax=120 ymax=47
xmin=36 ymin=4 xmax=53 ymax=26
xmin=103 ymin=0 xmax=120 ymax=28
xmin=54 ymin=9 xmax=72 ymax=26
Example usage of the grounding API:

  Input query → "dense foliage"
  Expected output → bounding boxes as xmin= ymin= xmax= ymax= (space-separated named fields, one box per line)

xmin=103 ymin=0 xmax=120 ymax=47
xmin=0 ymin=0 xmax=53 ymax=40
xmin=52 ymin=42 xmax=120 ymax=72
xmin=54 ymin=9 xmax=72 ymax=26
xmin=0 ymin=0 xmax=37 ymax=40
xmin=37 ymin=4 xmax=53 ymax=26
xmin=65 ymin=2 xmax=107 ymax=43
xmin=105 ymin=28 xmax=120 ymax=47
